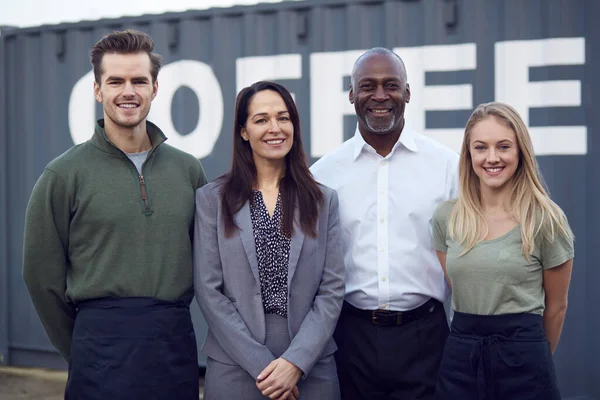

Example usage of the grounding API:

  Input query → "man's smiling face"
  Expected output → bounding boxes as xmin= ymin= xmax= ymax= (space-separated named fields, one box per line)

xmin=350 ymin=52 xmax=411 ymax=136
xmin=94 ymin=52 xmax=157 ymax=131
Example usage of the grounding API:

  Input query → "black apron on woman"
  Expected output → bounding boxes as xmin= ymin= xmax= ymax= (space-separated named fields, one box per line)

xmin=435 ymin=312 xmax=560 ymax=400
xmin=65 ymin=297 xmax=199 ymax=400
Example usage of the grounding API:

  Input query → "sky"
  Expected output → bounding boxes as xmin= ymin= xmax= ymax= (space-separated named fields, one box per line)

xmin=0 ymin=0 xmax=298 ymax=28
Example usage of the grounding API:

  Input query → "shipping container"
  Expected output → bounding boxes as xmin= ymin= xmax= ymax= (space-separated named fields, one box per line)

xmin=0 ymin=25 xmax=9 ymax=367
xmin=0 ymin=0 xmax=598 ymax=398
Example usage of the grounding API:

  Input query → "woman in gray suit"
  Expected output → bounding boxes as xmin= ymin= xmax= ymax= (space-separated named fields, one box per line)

xmin=194 ymin=81 xmax=345 ymax=400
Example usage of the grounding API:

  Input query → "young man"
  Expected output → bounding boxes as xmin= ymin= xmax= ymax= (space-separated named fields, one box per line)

xmin=311 ymin=48 xmax=459 ymax=400
xmin=23 ymin=30 xmax=207 ymax=399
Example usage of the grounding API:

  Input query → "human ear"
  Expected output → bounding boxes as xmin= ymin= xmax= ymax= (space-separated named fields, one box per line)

xmin=94 ymin=81 xmax=102 ymax=103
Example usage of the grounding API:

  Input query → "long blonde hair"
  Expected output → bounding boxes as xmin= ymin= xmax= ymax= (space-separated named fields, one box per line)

xmin=448 ymin=102 xmax=573 ymax=258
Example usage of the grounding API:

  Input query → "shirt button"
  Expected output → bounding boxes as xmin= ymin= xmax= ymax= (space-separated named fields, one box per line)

xmin=380 ymin=189 xmax=385 ymax=195
xmin=382 ymin=277 xmax=387 ymax=282
xmin=381 ymin=304 xmax=388 ymax=309
xmin=380 ymin=218 xmax=385 ymax=223
xmin=380 ymin=248 xmax=385 ymax=253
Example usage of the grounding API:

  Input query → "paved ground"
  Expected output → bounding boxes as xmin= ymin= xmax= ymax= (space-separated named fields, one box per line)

xmin=0 ymin=368 xmax=204 ymax=399
xmin=0 ymin=368 xmax=65 ymax=400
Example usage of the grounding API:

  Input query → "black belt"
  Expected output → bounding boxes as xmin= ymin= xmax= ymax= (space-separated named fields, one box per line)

xmin=342 ymin=298 xmax=439 ymax=326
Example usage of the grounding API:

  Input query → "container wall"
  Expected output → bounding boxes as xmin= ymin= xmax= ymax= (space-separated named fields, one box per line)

xmin=1 ymin=0 xmax=597 ymax=398
xmin=0 ymin=26 xmax=11 ymax=366
xmin=583 ymin=1 xmax=600 ymax=398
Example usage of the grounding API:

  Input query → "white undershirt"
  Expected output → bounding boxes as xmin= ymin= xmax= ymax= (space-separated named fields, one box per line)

xmin=125 ymin=150 xmax=150 ymax=175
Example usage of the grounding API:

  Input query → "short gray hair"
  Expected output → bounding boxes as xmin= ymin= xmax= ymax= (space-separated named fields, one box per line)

xmin=350 ymin=47 xmax=407 ymax=88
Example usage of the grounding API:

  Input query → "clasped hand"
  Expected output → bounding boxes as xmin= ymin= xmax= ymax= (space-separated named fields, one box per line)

xmin=256 ymin=358 xmax=303 ymax=400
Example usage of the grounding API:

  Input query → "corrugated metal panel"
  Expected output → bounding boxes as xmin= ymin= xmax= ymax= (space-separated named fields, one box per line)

xmin=0 ymin=26 xmax=11 ymax=366
xmin=583 ymin=2 xmax=600 ymax=399
xmin=1 ymin=0 xmax=598 ymax=398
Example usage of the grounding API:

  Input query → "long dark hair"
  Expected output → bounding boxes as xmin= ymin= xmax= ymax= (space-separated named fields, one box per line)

xmin=220 ymin=81 xmax=323 ymax=238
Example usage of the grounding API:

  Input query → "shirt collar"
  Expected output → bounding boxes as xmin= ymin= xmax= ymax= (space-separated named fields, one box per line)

xmin=352 ymin=123 xmax=418 ymax=160
xmin=91 ymin=119 xmax=167 ymax=156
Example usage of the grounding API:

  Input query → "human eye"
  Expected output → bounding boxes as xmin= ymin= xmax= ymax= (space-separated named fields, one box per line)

xmin=360 ymin=82 xmax=374 ymax=90
xmin=386 ymin=82 xmax=400 ymax=89
xmin=278 ymin=115 xmax=290 ymax=121
xmin=474 ymin=145 xmax=486 ymax=151
xmin=499 ymin=144 xmax=510 ymax=150
xmin=255 ymin=118 xmax=267 ymax=124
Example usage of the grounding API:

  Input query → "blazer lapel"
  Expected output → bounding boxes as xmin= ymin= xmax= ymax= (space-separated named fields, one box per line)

xmin=287 ymin=208 xmax=305 ymax=287
xmin=235 ymin=201 xmax=261 ymax=286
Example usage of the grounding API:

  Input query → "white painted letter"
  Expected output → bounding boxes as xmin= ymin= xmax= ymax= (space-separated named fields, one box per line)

xmin=495 ymin=38 xmax=586 ymax=155
xmin=394 ymin=43 xmax=476 ymax=153
xmin=68 ymin=70 xmax=96 ymax=145
xmin=236 ymin=54 xmax=302 ymax=95
xmin=149 ymin=60 xmax=224 ymax=159
xmin=309 ymin=50 xmax=365 ymax=157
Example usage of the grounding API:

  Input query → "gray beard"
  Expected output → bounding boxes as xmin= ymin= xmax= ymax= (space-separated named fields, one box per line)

xmin=365 ymin=114 xmax=397 ymax=134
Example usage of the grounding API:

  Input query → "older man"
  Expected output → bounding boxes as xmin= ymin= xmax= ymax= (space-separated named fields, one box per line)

xmin=311 ymin=47 xmax=459 ymax=400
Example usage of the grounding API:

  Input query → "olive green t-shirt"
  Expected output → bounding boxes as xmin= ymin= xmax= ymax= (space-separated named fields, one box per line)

xmin=432 ymin=201 xmax=574 ymax=315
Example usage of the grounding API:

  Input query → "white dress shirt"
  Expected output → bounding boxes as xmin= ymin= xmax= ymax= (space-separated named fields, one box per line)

xmin=310 ymin=125 xmax=459 ymax=311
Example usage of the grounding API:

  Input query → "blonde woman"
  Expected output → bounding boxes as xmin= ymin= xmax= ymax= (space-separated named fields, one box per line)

xmin=432 ymin=102 xmax=574 ymax=400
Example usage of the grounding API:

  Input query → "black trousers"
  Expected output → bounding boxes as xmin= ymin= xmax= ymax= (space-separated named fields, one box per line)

xmin=334 ymin=299 xmax=449 ymax=400
xmin=65 ymin=297 xmax=199 ymax=400
xmin=435 ymin=312 xmax=560 ymax=400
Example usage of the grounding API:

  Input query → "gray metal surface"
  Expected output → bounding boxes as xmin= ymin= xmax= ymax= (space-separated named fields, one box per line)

xmin=0 ymin=26 xmax=10 ymax=366
xmin=0 ymin=0 xmax=597 ymax=398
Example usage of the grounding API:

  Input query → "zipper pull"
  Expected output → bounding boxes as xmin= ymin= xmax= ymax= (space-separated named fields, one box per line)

xmin=139 ymin=175 xmax=150 ymax=212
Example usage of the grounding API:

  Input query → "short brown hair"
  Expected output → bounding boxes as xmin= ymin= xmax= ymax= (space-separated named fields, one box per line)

xmin=90 ymin=29 xmax=163 ymax=85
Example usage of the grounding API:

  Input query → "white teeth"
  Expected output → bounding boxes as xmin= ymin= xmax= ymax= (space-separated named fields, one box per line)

xmin=371 ymin=109 xmax=390 ymax=114
xmin=485 ymin=167 xmax=502 ymax=173
xmin=266 ymin=139 xmax=284 ymax=145
xmin=119 ymin=104 xmax=138 ymax=108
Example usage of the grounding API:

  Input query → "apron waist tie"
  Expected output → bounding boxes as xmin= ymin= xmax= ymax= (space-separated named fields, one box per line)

xmin=468 ymin=334 xmax=524 ymax=400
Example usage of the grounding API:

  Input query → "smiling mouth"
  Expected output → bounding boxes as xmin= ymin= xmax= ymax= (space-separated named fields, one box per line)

xmin=118 ymin=103 xmax=139 ymax=109
xmin=484 ymin=167 xmax=504 ymax=174
xmin=265 ymin=139 xmax=284 ymax=145
xmin=368 ymin=108 xmax=393 ymax=115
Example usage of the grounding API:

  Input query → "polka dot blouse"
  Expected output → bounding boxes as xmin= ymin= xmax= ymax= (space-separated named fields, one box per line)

xmin=250 ymin=189 xmax=290 ymax=318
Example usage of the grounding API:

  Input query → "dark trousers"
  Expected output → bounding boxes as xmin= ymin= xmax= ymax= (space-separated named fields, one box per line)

xmin=435 ymin=312 xmax=560 ymax=400
xmin=65 ymin=297 xmax=199 ymax=400
xmin=334 ymin=299 xmax=449 ymax=400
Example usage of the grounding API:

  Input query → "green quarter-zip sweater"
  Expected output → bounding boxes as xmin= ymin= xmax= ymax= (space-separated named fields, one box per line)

xmin=23 ymin=120 xmax=207 ymax=361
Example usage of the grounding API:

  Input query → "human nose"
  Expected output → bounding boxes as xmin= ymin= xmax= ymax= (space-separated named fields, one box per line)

xmin=122 ymin=81 xmax=135 ymax=96
xmin=268 ymin=118 xmax=281 ymax=133
xmin=487 ymin=148 xmax=500 ymax=163
xmin=373 ymin=85 xmax=389 ymax=101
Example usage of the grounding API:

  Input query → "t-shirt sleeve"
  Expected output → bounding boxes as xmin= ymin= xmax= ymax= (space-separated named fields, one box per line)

xmin=432 ymin=201 xmax=452 ymax=253
xmin=539 ymin=215 xmax=575 ymax=270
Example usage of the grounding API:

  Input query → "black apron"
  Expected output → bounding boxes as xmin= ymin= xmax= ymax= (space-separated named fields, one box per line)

xmin=435 ymin=312 xmax=560 ymax=400
xmin=65 ymin=297 xmax=199 ymax=400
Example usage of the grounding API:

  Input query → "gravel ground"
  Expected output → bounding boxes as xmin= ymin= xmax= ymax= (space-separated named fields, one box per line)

xmin=0 ymin=372 xmax=65 ymax=400
xmin=0 ymin=370 xmax=204 ymax=400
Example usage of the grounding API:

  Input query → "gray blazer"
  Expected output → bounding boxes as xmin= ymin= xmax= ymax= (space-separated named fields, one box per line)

xmin=193 ymin=181 xmax=345 ymax=380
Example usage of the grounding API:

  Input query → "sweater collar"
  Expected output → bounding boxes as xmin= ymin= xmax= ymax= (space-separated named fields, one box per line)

xmin=91 ymin=119 xmax=167 ymax=155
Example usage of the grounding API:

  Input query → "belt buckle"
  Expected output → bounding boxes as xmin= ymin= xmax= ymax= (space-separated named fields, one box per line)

xmin=372 ymin=310 xmax=403 ymax=326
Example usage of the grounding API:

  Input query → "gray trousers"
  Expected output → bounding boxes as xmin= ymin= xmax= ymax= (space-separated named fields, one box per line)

xmin=204 ymin=314 xmax=340 ymax=399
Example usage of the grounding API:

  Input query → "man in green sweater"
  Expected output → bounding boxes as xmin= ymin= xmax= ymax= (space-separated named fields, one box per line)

xmin=22 ymin=29 xmax=207 ymax=399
